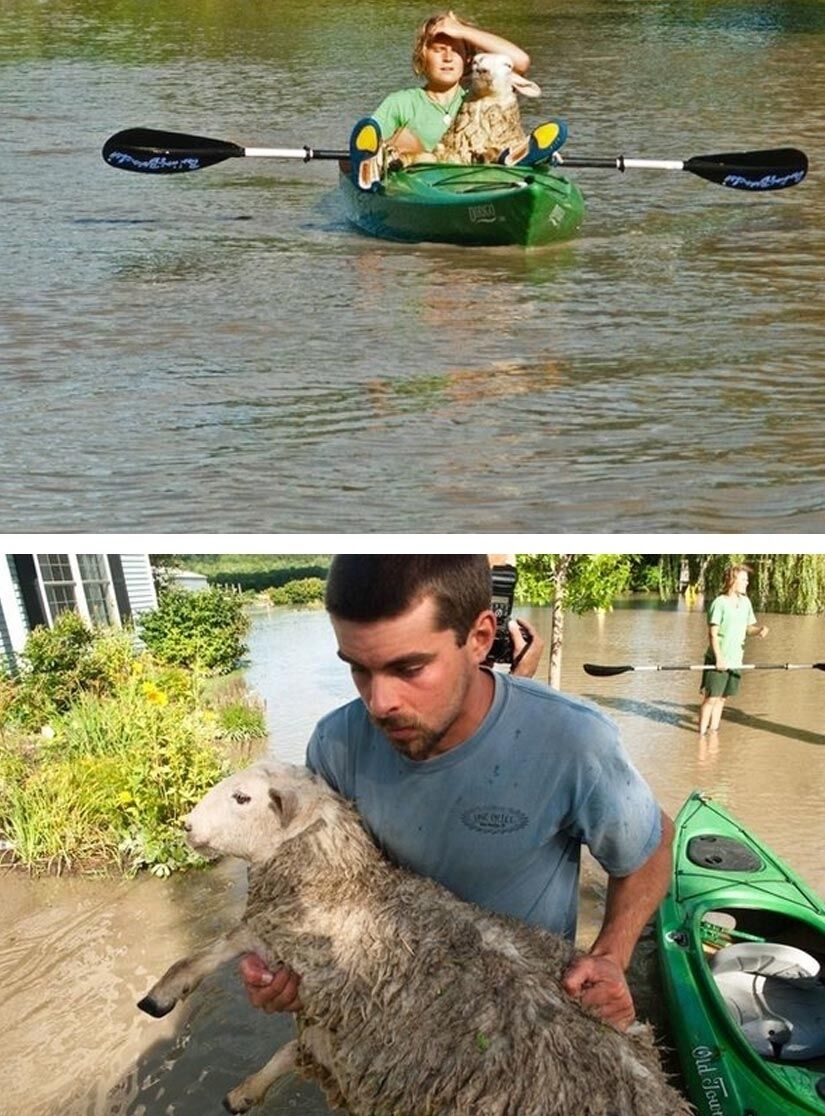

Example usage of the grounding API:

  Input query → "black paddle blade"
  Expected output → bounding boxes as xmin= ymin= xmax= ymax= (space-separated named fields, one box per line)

xmin=685 ymin=147 xmax=807 ymax=191
xmin=102 ymin=128 xmax=245 ymax=174
xmin=582 ymin=663 xmax=633 ymax=676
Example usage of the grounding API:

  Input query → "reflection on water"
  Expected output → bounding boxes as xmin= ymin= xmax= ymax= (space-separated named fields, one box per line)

xmin=3 ymin=602 xmax=823 ymax=1114
xmin=1 ymin=0 xmax=824 ymax=529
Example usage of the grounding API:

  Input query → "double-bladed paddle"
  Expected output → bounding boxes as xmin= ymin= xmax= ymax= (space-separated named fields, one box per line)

xmin=101 ymin=127 xmax=808 ymax=191
xmin=583 ymin=661 xmax=825 ymax=676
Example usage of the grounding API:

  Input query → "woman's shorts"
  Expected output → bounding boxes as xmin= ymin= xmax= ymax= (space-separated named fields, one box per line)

xmin=701 ymin=667 xmax=742 ymax=697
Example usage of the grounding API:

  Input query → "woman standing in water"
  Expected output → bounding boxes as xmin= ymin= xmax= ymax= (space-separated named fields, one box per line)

xmin=698 ymin=564 xmax=769 ymax=736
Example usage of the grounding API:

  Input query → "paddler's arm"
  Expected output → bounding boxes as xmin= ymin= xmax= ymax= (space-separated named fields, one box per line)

xmin=708 ymin=621 xmax=727 ymax=670
xmin=433 ymin=11 xmax=531 ymax=74
xmin=562 ymin=810 xmax=674 ymax=1031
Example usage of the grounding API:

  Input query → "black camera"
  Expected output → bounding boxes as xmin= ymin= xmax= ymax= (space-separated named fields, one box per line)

xmin=487 ymin=564 xmax=532 ymax=665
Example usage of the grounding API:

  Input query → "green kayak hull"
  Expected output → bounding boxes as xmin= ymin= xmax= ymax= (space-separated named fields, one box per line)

xmin=657 ymin=792 xmax=825 ymax=1115
xmin=338 ymin=161 xmax=585 ymax=247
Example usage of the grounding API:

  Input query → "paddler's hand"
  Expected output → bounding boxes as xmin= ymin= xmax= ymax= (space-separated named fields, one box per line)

xmin=239 ymin=953 xmax=302 ymax=1014
xmin=714 ymin=658 xmax=728 ymax=671
xmin=562 ymin=953 xmax=636 ymax=1032
xmin=434 ymin=10 xmax=466 ymax=37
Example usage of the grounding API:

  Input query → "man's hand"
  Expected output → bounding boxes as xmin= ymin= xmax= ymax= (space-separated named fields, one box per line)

xmin=509 ymin=618 xmax=543 ymax=678
xmin=239 ymin=953 xmax=302 ymax=1014
xmin=562 ymin=953 xmax=636 ymax=1031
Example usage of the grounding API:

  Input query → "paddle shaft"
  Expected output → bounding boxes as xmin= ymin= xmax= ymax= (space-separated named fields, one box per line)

xmin=238 ymin=147 xmax=347 ymax=160
xmin=584 ymin=661 xmax=825 ymax=676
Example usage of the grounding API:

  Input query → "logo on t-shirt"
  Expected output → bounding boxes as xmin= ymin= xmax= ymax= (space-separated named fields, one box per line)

xmin=461 ymin=806 xmax=528 ymax=834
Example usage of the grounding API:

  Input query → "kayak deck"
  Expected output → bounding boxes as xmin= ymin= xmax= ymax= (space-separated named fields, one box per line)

xmin=338 ymin=161 xmax=585 ymax=247
xmin=657 ymin=792 xmax=825 ymax=1115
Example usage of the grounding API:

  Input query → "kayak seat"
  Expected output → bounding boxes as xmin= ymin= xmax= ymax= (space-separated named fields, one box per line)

xmin=349 ymin=117 xmax=383 ymax=192
xmin=499 ymin=119 xmax=568 ymax=167
xmin=709 ymin=941 xmax=825 ymax=1060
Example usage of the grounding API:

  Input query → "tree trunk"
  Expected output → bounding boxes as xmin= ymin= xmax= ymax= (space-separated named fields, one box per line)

xmin=548 ymin=556 xmax=572 ymax=689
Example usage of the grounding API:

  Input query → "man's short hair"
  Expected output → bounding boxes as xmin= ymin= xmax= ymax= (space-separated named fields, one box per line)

xmin=325 ymin=556 xmax=492 ymax=645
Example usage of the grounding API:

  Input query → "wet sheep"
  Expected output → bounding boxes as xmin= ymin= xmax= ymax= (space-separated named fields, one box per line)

xmin=138 ymin=761 xmax=693 ymax=1115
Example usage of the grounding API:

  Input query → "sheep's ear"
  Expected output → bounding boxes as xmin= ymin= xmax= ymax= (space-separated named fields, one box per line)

xmin=512 ymin=74 xmax=541 ymax=98
xmin=269 ymin=787 xmax=300 ymax=827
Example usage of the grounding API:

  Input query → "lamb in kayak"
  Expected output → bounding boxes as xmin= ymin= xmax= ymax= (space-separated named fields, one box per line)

xmin=431 ymin=51 xmax=540 ymax=164
xmin=137 ymin=761 xmax=693 ymax=1115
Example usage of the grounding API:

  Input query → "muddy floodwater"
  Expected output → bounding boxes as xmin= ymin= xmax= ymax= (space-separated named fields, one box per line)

xmin=2 ymin=0 xmax=825 ymax=530
xmin=3 ymin=600 xmax=824 ymax=1114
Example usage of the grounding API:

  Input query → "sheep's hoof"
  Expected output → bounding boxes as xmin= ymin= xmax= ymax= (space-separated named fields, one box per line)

xmin=223 ymin=1092 xmax=253 ymax=1115
xmin=137 ymin=994 xmax=175 ymax=1018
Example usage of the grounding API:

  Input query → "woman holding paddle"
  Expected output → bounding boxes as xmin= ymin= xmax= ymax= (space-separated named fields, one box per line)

xmin=699 ymin=565 xmax=769 ymax=736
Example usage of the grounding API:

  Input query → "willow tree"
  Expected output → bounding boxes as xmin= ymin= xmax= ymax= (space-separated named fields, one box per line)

xmin=655 ymin=554 xmax=825 ymax=613
xmin=747 ymin=554 xmax=825 ymax=614
xmin=516 ymin=555 xmax=635 ymax=688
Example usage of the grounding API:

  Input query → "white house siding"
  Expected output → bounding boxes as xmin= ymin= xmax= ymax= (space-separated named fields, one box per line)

xmin=0 ymin=556 xmax=29 ymax=667
xmin=117 ymin=555 xmax=158 ymax=615
xmin=0 ymin=600 xmax=13 ymax=671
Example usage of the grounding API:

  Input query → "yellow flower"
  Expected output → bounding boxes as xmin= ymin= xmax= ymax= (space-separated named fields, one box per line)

xmin=141 ymin=681 xmax=169 ymax=705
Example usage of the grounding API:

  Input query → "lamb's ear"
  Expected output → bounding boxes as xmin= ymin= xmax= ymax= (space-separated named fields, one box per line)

xmin=512 ymin=74 xmax=541 ymax=98
xmin=269 ymin=787 xmax=301 ymax=827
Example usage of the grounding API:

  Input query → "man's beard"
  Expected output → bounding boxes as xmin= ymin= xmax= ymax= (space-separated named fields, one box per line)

xmin=370 ymin=713 xmax=451 ymax=761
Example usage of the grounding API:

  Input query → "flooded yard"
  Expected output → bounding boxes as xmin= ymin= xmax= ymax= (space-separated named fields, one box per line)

xmin=3 ymin=600 xmax=823 ymax=1113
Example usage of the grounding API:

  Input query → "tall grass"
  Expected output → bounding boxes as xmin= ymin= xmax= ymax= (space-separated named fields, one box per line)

xmin=0 ymin=641 xmax=267 ymax=876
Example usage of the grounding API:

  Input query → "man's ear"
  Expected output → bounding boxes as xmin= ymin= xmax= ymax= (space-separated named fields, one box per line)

xmin=468 ymin=609 xmax=497 ymax=664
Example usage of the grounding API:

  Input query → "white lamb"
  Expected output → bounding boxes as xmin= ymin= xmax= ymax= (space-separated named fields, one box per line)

xmin=424 ymin=51 xmax=541 ymax=165
xmin=138 ymin=761 xmax=692 ymax=1116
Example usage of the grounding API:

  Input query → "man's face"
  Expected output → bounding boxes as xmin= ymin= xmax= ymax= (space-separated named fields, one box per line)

xmin=734 ymin=570 xmax=749 ymax=594
xmin=331 ymin=594 xmax=494 ymax=761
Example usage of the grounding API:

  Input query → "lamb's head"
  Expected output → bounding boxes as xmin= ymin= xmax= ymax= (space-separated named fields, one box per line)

xmin=468 ymin=52 xmax=541 ymax=101
xmin=183 ymin=761 xmax=332 ymax=864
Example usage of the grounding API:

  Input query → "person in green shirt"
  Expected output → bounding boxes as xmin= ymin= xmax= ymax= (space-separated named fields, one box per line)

xmin=698 ymin=564 xmax=769 ymax=735
xmin=372 ymin=10 xmax=531 ymax=159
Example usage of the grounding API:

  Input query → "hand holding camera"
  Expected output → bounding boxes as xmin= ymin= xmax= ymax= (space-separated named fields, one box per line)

xmin=487 ymin=563 xmax=543 ymax=676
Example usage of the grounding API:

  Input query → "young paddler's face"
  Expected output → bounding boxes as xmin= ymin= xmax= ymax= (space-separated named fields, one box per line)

xmin=422 ymin=33 xmax=467 ymax=87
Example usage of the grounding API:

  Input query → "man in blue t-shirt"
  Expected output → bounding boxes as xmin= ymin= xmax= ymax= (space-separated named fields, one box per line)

xmin=241 ymin=556 xmax=674 ymax=1032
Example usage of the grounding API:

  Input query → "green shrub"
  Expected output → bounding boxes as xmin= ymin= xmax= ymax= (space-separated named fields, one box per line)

xmin=267 ymin=577 xmax=326 ymax=606
xmin=138 ymin=587 xmax=249 ymax=674
xmin=7 ymin=613 xmax=136 ymax=730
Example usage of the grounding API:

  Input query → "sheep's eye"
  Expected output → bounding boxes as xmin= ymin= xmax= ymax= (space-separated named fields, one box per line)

xmin=232 ymin=791 xmax=251 ymax=805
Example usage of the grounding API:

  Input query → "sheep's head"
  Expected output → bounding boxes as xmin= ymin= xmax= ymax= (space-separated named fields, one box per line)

xmin=468 ymin=52 xmax=541 ymax=100
xmin=183 ymin=761 xmax=323 ymax=863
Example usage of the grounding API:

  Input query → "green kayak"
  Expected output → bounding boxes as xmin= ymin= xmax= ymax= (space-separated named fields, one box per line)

xmin=338 ymin=161 xmax=585 ymax=248
xmin=657 ymin=792 xmax=825 ymax=1115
